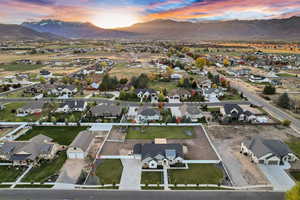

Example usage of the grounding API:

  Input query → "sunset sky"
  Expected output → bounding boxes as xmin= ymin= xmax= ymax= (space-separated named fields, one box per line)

xmin=0 ymin=0 xmax=300 ymax=28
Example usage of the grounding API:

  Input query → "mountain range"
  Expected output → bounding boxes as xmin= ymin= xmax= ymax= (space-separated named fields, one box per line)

xmin=0 ymin=16 xmax=299 ymax=41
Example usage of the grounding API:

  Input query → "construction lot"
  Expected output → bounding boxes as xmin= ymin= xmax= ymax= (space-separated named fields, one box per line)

xmin=206 ymin=125 xmax=298 ymax=186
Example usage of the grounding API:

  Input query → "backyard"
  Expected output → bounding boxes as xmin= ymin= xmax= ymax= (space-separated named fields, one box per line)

xmin=22 ymin=152 xmax=67 ymax=182
xmin=0 ymin=166 xmax=25 ymax=182
xmin=141 ymin=172 xmax=162 ymax=184
xmin=168 ymin=164 xmax=224 ymax=185
xmin=95 ymin=159 xmax=123 ymax=184
xmin=0 ymin=102 xmax=41 ymax=122
xmin=126 ymin=126 xmax=195 ymax=139
xmin=17 ymin=126 xmax=88 ymax=145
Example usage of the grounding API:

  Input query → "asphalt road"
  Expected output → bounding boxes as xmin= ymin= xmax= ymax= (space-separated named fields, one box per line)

xmin=230 ymin=78 xmax=300 ymax=133
xmin=0 ymin=190 xmax=284 ymax=200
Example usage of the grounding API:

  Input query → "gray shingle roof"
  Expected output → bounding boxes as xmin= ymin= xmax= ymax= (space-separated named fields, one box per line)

xmin=20 ymin=101 xmax=45 ymax=110
xmin=59 ymin=100 xmax=85 ymax=109
xmin=69 ymin=131 xmax=94 ymax=152
xmin=138 ymin=107 xmax=160 ymax=116
xmin=90 ymin=104 xmax=122 ymax=117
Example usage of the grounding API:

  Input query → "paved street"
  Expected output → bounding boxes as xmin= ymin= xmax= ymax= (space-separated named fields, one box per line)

xmin=230 ymin=78 xmax=300 ymax=134
xmin=0 ymin=190 xmax=284 ymax=200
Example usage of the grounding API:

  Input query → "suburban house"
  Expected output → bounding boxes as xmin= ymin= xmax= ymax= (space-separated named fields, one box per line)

xmin=17 ymin=101 xmax=45 ymax=116
xmin=56 ymin=100 xmax=87 ymax=113
xmin=220 ymin=104 xmax=257 ymax=123
xmin=249 ymin=75 xmax=271 ymax=83
xmin=136 ymin=89 xmax=158 ymax=103
xmin=180 ymin=104 xmax=204 ymax=122
xmin=0 ymin=134 xmax=58 ymax=166
xmin=67 ymin=131 xmax=94 ymax=159
xmin=168 ymin=89 xmax=191 ymax=103
xmin=40 ymin=70 xmax=52 ymax=78
xmin=133 ymin=143 xmax=184 ymax=168
xmin=227 ymin=68 xmax=251 ymax=77
xmin=137 ymin=107 xmax=161 ymax=122
xmin=241 ymin=136 xmax=298 ymax=165
xmin=202 ymin=88 xmax=224 ymax=102
xmin=90 ymin=104 xmax=123 ymax=119
xmin=51 ymin=85 xmax=78 ymax=96
xmin=170 ymin=73 xmax=183 ymax=80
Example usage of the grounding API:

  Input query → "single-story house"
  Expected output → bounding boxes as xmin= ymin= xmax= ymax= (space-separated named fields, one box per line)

xmin=249 ymin=75 xmax=271 ymax=83
xmin=168 ymin=89 xmax=191 ymax=103
xmin=67 ymin=131 xmax=94 ymax=159
xmin=241 ymin=136 xmax=298 ymax=165
xmin=221 ymin=104 xmax=257 ymax=123
xmin=17 ymin=101 xmax=45 ymax=116
xmin=0 ymin=134 xmax=58 ymax=166
xmin=137 ymin=107 xmax=161 ymax=122
xmin=133 ymin=143 xmax=184 ymax=168
xmin=180 ymin=104 xmax=204 ymax=122
xmin=90 ymin=104 xmax=123 ymax=119
xmin=202 ymin=88 xmax=224 ymax=102
xmin=56 ymin=100 xmax=87 ymax=113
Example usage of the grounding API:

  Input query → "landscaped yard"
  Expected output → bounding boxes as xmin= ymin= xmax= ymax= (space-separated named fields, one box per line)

xmin=17 ymin=126 xmax=88 ymax=145
xmin=95 ymin=159 xmax=123 ymax=184
xmin=141 ymin=172 xmax=162 ymax=184
xmin=0 ymin=166 xmax=25 ymax=182
xmin=22 ymin=151 xmax=67 ymax=182
xmin=0 ymin=103 xmax=42 ymax=122
xmin=126 ymin=126 xmax=195 ymax=139
xmin=50 ymin=112 xmax=83 ymax=122
xmin=0 ymin=64 xmax=45 ymax=72
xmin=287 ymin=139 xmax=300 ymax=158
xmin=168 ymin=164 xmax=224 ymax=184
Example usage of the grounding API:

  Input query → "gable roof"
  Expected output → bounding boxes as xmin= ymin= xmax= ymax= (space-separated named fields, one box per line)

xmin=243 ymin=136 xmax=293 ymax=159
xmin=59 ymin=100 xmax=85 ymax=109
xmin=69 ymin=131 xmax=94 ymax=152
xmin=90 ymin=104 xmax=122 ymax=117
xmin=138 ymin=107 xmax=160 ymax=116
xmin=169 ymin=88 xmax=191 ymax=96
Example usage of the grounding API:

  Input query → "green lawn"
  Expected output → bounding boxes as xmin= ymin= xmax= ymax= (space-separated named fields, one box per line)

xmin=0 ymin=166 xmax=24 ymax=182
xmin=220 ymin=93 xmax=243 ymax=101
xmin=17 ymin=126 xmax=88 ymax=145
xmin=150 ymin=81 xmax=178 ymax=91
xmin=15 ymin=184 xmax=54 ymax=188
xmin=141 ymin=172 xmax=162 ymax=184
xmin=95 ymin=159 xmax=123 ymax=184
xmin=142 ymin=186 xmax=164 ymax=190
xmin=168 ymin=164 xmax=224 ymax=185
xmin=0 ymin=64 xmax=44 ymax=72
xmin=126 ymin=126 xmax=195 ymax=139
xmin=276 ymin=73 xmax=297 ymax=77
xmin=0 ymin=103 xmax=41 ymax=122
xmin=287 ymin=140 xmax=300 ymax=158
xmin=22 ymin=152 xmax=67 ymax=182
xmin=0 ymin=185 xmax=11 ymax=188
xmin=51 ymin=112 xmax=83 ymax=123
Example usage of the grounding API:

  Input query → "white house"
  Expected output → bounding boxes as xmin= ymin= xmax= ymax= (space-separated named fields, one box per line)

xmin=56 ymin=100 xmax=87 ymax=113
xmin=249 ymin=75 xmax=271 ymax=83
xmin=241 ymin=136 xmax=298 ymax=165
xmin=137 ymin=107 xmax=161 ymax=122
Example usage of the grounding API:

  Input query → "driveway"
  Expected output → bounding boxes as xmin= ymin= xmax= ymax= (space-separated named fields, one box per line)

xmin=56 ymin=159 xmax=86 ymax=184
xmin=119 ymin=159 xmax=142 ymax=190
xmin=258 ymin=164 xmax=295 ymax=191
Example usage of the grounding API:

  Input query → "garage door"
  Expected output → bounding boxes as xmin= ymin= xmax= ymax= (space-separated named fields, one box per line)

xmin=68 ymin=152 xmax=84 ymax=159
xmin=268 ymin=160 xmax=279 ymax=165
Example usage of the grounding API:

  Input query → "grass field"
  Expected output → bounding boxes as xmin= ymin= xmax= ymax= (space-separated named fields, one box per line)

xmin=126 ymin=126 xmax=195 ymax=139
xmin=0 ymin=103 xmax=42 ymax=122
xmin=150 ymin=81 xmax=178 ymax=91
xmin=95 ymin=159 xmax=123 ymax=184
xmin=17 ymin=126 xmax=88 ymax=145
xmin=109 ymin=63 xmax=157 ymax=79
xmin=0 ymin=166 xmax=24 ymax=182
xmin=0 ymin=64 xmax=44 ymax=72
xmin=168 ymin=164 xmax=223 ymax=185
xmin=22 ymin=152 xmax=67 ymax=182
xmin=141 ymin=172 xmax=162 ymax=184
xmin=14 ymin=184 xmax=54 ymax=188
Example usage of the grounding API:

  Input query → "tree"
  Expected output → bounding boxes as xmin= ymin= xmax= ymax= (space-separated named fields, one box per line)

xmin=195 ymin=57 xmax=207 ymax=70
xmin=131 ymin=74 xmax=149 ymax=89
xmin=285 ymin=183 xmax=300 ymax=200
xmin=263 ymin=85 xmax=276 ymax=95
xmin=39 ymin=77 xmax=46 ymax=84
xmin=223 ymin=58 xmax=230 ymax=67
xmin=278 ymin=93 xmax=290 ymax=109
xmin=158 ymin=93 xmax=165 ymax=102
xmin=51 ymin=116 xmax=57 ymax=123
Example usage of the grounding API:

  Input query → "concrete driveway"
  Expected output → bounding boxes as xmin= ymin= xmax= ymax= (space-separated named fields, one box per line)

xmin=119 ymin=159 xmax=142 ymax=190
xmin=258 ymin=164 xmax=295 ymax=191
xmin=56 ymin=159 xmax=86 ymax=184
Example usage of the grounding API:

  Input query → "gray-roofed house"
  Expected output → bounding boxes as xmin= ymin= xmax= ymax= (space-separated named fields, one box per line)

xmin=56 ymin=100 xmax=87 ymax=113
xmin=0 ymin=134 xmax=58 ymax=166
xmin=17 ymin=101 xmax=45 ymax=116
xmin=179 ymin=104 xmax=204 ymax=122
xmin=220 ymin=104 xmax=256 ymax=123
xmin=133 ymin=143 xmax=184 ymax=168
xmin=137 ymin=107 xmax=161 ymax=122
xmin=167 ymin=89 xmax=191 ymax=103
xmin=67 ymin=131 xmax=94 ymax=159
xmin=90 ymin=104 xmax=123 ymax=119
xmin=241 ymin=136 xmax=297 ymax=165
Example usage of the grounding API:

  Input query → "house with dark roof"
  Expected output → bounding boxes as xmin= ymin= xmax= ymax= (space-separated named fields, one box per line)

xmin=133 ymin=143 xmax=184 ymax=168
xmin=90 ymin=104 xmax=123 ymax=119
xmin=241 ymin=136 xmax=297 ymax=165
xmin=56 ymin=100 xmax=87 ymax=113
xmin=137 ymin=107 xmax=161 ymax=122
xmin=40 ymin=70 xmax=52 ymax=78
xmin=67 ymin=131 xmax=94 ymax=159
xmin=220 ymin=104 xmax=256 ymax=123
xmin=0 ymin=134 xmax=58 ymax=166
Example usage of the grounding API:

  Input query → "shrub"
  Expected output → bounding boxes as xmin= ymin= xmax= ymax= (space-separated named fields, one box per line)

xmin=282 ymin=120 xmax=291 ymax=127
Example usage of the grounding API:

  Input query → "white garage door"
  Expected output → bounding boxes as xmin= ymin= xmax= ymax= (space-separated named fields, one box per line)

xmin=68 ymin=152 xmax=84 ymax=159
